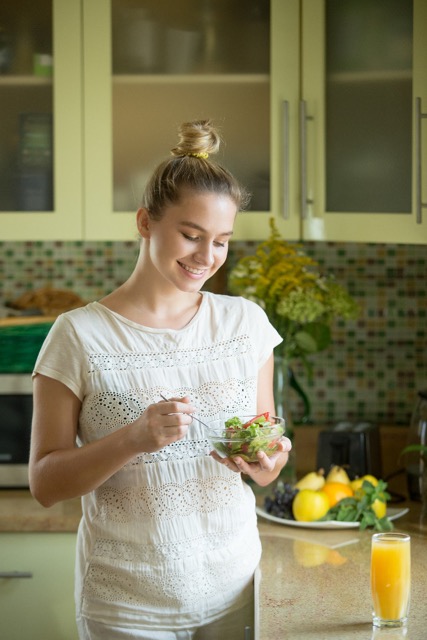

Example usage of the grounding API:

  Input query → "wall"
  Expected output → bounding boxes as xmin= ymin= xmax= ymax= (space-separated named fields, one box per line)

xmin=0 ymin=239 xmax=426 ymax=426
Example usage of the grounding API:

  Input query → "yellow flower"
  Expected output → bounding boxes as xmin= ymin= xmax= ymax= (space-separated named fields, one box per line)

xmin=228 ymin=218 xmax=359 ymax=367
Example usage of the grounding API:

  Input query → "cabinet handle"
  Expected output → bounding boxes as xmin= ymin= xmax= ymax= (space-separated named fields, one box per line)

xmin=299 ymin=100 xmax=314 ymax=219
xmin=282 ymin=100 xmax=289 ymax=219
xmin=0 ymin=571 xmax=33 ymax=578
xmin=415 ymin=97 xmax=427 ymax=224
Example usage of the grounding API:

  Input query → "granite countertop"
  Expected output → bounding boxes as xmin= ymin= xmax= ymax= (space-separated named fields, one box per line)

xmin=0 ymin=490 xmax=82 ymax=532
xmin=2 ymin=491 xmax=427 ymax=639
xmin=256 ymin=502 xmax=427 ymax=640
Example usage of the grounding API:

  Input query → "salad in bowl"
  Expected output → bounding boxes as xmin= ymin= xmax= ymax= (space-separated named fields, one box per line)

xmin=208 ymin=413 xmax=285 ymax=463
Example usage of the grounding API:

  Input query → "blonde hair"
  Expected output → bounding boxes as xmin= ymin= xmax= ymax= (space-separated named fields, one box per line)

xmin=142 ymin=120 xmax=250 ymax=219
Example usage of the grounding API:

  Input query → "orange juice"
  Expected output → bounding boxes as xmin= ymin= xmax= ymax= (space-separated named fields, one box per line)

xmin=371 ymin=533 xmax=411 ymax=627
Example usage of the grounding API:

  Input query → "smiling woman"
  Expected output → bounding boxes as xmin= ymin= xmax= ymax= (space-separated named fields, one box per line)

xmin=29 ymin=119 xmax=292 ymax=640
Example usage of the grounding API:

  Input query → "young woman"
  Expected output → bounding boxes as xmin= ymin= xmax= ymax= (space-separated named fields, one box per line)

xmin=29 ymin=119 xmax=291 ymax=639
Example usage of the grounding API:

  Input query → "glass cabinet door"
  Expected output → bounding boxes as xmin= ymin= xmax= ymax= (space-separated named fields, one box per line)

xmin=0 ymin=0 xmax=53 ymax=212
xmin=0 ymin=0 xmax=83 ymax=240
xmin=301 ymin=0 xmax=427 ymax=243
xmin=84 ymin=0 xmax=272 ymax=241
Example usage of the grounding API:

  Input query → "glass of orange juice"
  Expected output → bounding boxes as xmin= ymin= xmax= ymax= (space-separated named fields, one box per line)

xmin=371 ymin=532 xmax=411 ymax=628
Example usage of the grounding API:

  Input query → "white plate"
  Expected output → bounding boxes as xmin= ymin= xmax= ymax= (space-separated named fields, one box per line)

xmin=256 ymin=506 xmax=409 ymax=529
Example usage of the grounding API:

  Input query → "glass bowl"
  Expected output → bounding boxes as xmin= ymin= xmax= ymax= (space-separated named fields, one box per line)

xmin=207 ymin=415 xmax=285 ymax=463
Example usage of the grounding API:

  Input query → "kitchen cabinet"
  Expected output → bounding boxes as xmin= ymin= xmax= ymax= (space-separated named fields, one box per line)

xmin=83 ymin=0 xmax=273 ymax=241
xmin=1 ymin=1 xmax=426 ymax=243
xmin=0 ymin=0 xmax=83 ymax=240
xmin=278 ymin=0 xmax=427 ymax=244
xmin=1 ymin=0 xmax=273 ymax=241
xmin=0 ymin=532 xmax=78 ymax=640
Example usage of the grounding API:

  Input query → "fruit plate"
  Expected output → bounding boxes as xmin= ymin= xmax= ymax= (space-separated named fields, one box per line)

xmin=255 ymin=506 xmax=409 ymax=529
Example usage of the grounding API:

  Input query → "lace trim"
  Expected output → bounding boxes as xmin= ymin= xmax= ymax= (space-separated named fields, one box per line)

xmin=96 ymin=474 xmax=243 ymax=523
xmin=83 ymin=538 xmax=259 ymax=609
xmin=87 ymin=335 xmax=252 ymax=373
xmin=92 ymin=529 xmax=237 ymax=564
xmin=80 ymin=376 xmax=257 ymax=442
xmin=130 ymin=438 xmax=211 ymax=465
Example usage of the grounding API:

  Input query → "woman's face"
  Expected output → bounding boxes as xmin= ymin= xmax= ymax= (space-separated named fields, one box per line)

xmin=139 ymin=191 xmax=237 ymax=293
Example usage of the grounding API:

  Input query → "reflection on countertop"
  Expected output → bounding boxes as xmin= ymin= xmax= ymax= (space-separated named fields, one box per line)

xmin=1 ymin=491 xmax=427 ymax=639
xmin=256 ymin=502 xmax=427 ymax=640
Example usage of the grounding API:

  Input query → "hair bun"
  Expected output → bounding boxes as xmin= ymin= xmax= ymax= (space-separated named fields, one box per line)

xmin=170 ymin=119 xmax=221 ymax=158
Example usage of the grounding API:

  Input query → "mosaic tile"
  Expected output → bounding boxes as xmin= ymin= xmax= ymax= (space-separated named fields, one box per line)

xmin=0 ymin=239 xmax=426 ymax=426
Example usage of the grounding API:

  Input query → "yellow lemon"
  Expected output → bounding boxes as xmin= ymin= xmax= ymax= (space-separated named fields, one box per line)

xmin=371 ymin=496 xmax=387 ymax=519
xmin=292 ymin=489 xmax=330 ymax=522
xmin=350 ymin=477 xmax=364 ymax=493
xmin=352 ymin=475 xmax=380 ymax=499
xmin=362 ymin=474 xmax=379 ymax=487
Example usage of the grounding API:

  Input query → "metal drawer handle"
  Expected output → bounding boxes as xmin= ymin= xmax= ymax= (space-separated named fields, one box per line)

xmin=0 ymin=571 xmax=33 ymax=578
xmin=415 ymin=97 xmax=427 ymax=224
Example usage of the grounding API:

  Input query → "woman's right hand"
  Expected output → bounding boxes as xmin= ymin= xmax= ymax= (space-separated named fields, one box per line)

xmin=133 ymin=396 xmax=196 ymax=452
xmin=30 ymin=375 xmax=197 ymax=507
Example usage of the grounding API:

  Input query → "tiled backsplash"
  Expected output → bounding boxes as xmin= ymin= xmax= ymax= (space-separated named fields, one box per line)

xmin=1 ymin=240 xmax=426 ymax=427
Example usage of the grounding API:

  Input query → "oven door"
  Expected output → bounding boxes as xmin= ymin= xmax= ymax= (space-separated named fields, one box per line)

xmin=0 ymin=374 xmax=33 ymax=487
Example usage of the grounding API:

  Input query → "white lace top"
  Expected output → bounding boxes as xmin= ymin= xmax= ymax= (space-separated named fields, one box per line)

xmin=34 ymin=292 xmax=282 ymax=631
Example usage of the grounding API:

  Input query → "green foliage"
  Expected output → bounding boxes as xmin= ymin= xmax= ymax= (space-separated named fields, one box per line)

xmin=320 ymin=480 xmax=393 ymax=532
xmin=228 ymin=218 xmax=359 ymax=372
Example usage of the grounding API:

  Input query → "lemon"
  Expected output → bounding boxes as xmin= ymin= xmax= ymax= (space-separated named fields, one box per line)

xmin=362 ymin=474 xmax=379 ymax=487
xmin=350 ymin=477 xmax=364 ymax=493
xmin=292 ymin=489 xmax=330 ymax=522
xmin=352 ymin=474 xmax=379 ymax=499
xmin=371 ymin=496 xmax=387 ymax=519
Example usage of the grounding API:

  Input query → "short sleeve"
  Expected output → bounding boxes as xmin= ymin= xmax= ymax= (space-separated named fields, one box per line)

xmin=241 ymin=298 xmax=283 ymax=368
xmin=33 ymin=314 xmax=87 ymax=400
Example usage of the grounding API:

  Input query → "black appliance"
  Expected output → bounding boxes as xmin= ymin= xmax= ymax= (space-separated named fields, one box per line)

xmin=317 ymin=421 xmax=382 ymax=480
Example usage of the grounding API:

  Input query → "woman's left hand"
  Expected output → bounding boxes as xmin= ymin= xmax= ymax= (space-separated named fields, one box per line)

xmin=210 ymin=436 xmax=292 ymax=486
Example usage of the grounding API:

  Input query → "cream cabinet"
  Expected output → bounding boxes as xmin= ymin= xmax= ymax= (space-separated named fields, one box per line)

xmin=0 ymin=532 xmax=78 ymax=640
xmin=278 ymin=0 xmax=427 ymax=244
xmin=0 ymin=0 xmax=83 ymax=240
xmin=1 ymin=0 xmax=426 ymax=243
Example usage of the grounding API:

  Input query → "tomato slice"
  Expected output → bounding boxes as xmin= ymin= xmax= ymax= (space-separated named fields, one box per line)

xmin=242 ymin=412 xmax=270 ymax=428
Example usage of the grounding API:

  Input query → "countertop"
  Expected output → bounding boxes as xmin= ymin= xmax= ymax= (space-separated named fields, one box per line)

xmin=2 ymin=491 xmax=426 ymax=639
xmin=256 ymin=501 xmax=427 ymax=640
xmin=0 ymin=490 xmax=82 ymax=532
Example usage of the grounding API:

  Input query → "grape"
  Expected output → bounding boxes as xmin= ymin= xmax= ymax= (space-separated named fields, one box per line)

xmin=264 ymin=481 xmax=299 ymax=520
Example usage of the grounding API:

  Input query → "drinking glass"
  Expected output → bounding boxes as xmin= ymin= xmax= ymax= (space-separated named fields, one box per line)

xmin=371 ymin=533 xmax=411 ymax=628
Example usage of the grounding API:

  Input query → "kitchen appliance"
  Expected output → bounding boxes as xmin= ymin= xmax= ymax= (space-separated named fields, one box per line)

xmin=0 ymin=373 xmax=32 ymax=487
xmin=316 ymin=421 xmax=382 ymax=480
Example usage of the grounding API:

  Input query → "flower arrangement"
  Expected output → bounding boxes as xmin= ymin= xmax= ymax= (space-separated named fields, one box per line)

xmin=228 ymin=218 xmax=359 ymax=376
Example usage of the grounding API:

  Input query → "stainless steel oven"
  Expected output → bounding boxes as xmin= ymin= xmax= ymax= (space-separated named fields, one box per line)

xmin=0 ymin=374 xmax=32 ymax=487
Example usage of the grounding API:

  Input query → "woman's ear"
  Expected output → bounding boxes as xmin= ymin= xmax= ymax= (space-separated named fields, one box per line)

xmin=136 ymin=208 xmax=151 ymax=238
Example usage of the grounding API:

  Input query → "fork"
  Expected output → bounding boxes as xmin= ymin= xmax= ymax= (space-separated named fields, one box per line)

xmin=159 ymin=393 xmax=211 ymax=430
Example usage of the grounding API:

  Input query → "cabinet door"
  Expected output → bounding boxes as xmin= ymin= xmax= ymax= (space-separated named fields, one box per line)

xmin=0 ymin=533 xmax=78 ymax=640
xmin=300 ymin=0 xmax=427 ymax=244
xmin=83 ymin=0 xmax=293 ymax=241
xmin=0 ymin=0 xmax=83 ymax=240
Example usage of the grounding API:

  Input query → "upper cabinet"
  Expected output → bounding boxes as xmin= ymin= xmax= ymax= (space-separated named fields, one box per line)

xmin=1 ymin=0 xmax=426 ymax=243
xmin=0 ymin=0 xmax=83 ymax=239
xmin=83 ymin=0 xmax=272 ymax=241
xmin=278 ymin=0 xmax=427 ymax=244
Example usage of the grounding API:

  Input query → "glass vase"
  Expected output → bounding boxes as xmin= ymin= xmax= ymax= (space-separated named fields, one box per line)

xmin=273 ymin=355 xmax=297 ymax=484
